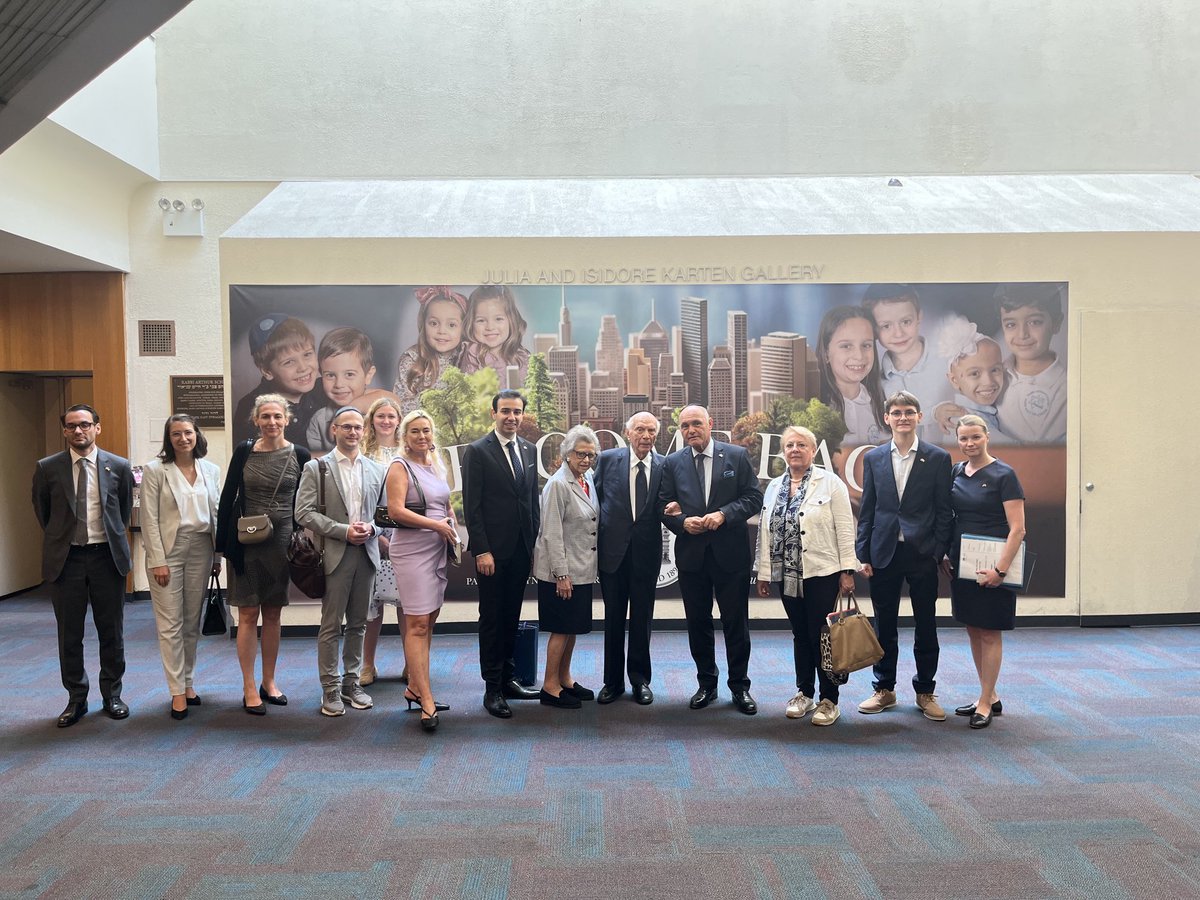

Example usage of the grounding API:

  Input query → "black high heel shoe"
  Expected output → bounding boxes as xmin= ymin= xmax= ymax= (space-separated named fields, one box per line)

xmin=404 ymin=689 xmax=449 ymax=712
xmin=259 ymin=685 xmax=287 ymax=706
xmin=243 ymin=698 xmax=266 ymax=716
xmin=420 ymin=708 xmax=439 ymax=732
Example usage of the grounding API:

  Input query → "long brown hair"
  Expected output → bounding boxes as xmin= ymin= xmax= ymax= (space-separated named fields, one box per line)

xmin=406 ymin=286 xmax=467 ymax=395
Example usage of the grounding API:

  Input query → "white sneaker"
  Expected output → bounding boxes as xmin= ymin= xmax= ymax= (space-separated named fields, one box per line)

xmin=812 ymin=699 xmax=840 ymax=726
xmin=785 ymin=692 xmax=815 ymax=719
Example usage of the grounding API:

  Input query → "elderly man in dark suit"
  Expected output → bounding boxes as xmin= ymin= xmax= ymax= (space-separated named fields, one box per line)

xmin=660 ymin=405 xmax=763 ymax=715
xmin=32 ymin=404 xmax=134 ymax=727
xmin=855 ymin=390 xmax=954 ymax=721
xmin=463 ymin=390 xmax=542 ymax=719
xmin=593 ymin=411 xmax=664 ymax=705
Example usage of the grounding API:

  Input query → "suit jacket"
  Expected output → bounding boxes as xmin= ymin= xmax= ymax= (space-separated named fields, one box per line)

xmin=594 ymin=446 xmax=664 ymax=576
xmin=531 ymin=465 xmax=600 ymax=584
xmin=32 ymin=448 xmax=133 ymax=580
xmin=140 ymin=458 xmax=221 ymax=567
xmin=659 ymin=440 xmax=762 ymax=573
xmin=462 ymin=431 xmax=540 ymax=561
xmin=295 ymin=451 xmax=385 ymax=575
xmin=855 ymin=438 xmax=953 ymax=569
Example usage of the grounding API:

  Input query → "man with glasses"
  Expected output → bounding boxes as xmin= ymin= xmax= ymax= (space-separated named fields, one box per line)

xmin=855 ymin=390 xmax=953 ymax=721
xmin=32 ymin=404 xmax=134 ymax=727
xmin=296 ymin=406 xmax=385 ymax=716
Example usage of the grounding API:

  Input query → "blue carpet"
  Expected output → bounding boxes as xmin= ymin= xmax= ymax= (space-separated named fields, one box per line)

xmin=1 ymin=593 xmax=1199 ymax=899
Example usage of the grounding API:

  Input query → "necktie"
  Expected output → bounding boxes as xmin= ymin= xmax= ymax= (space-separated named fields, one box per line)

xmin=634 ymin=460 xmax=648 ymax=520
xmin=694 ymin=451 xmax=706 ymax=504
xmin=506 ymin=440 xmax=524 ymax=486
xmin=74 ymin=459 xmax=89 ymax=545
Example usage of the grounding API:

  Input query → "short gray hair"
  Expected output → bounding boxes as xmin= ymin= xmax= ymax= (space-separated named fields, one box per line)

xmin=560 ymin=425 xmax=599 ymax=457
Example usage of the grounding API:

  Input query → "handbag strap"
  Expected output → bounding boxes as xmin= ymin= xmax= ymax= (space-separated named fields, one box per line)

xmin=829 ymin=590 xmax=859 ymax=623
xmin=399 ymin=457 xmax=427 ymax=511
xmin=316 ymin=458 xmax=327 ymax=553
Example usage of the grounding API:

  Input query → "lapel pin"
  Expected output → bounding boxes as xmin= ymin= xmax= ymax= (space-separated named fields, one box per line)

xmin=918 ymin=458 xmax=926 ymax=464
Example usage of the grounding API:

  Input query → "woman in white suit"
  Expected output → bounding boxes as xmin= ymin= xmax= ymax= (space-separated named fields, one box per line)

xmin=532 ymin=425 xmax=600 ymax=709
xmin=754 ymin=426 xmax=859 ymax=726
xmin=141 ymin=414 xmax=222 ymax=720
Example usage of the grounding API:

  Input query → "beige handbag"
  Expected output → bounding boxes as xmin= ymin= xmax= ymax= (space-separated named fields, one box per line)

xmin=236 ymin=514 xmax=274 ymax=544
xmin=825 ymin=591 xmax=884 ymax=675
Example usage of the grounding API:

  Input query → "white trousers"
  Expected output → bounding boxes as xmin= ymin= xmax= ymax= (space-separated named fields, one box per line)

xmin=147 ymin=530 xmax=214 ymax=696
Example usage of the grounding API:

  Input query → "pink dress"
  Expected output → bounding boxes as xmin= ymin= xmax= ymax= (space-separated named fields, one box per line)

xmin=387 ymin=458 xmax=452 ymax=615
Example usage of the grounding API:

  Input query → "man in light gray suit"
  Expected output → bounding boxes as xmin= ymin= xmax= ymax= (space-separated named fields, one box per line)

xmin=32 ymin=404 xmax=134 ymax=727
xmin=295 ymin=406 xmax=385 ymax=717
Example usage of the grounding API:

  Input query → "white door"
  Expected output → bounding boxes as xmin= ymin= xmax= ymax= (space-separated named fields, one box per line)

xmin=1079 ymin=310 xmax=1200 ymax=617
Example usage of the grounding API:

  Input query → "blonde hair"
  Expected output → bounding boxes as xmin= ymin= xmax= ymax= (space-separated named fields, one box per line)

xmin=781 ymin=425 xmax=817 ymax=447
xmin=362 ymin=395 xmax=403 ymax=460
xmin=956 ymin=413 xmax=989 ymax=434
xmin=399 ymin=408 xmax=446 ymax=479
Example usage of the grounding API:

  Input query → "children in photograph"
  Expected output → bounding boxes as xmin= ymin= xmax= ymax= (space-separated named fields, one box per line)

xmin=457 ymin=285 xmax=531 ymax=389
xmin=306 ymin=327 xmax=381 ymax=452
xmin=393 ymin=286 xmax=468 ymax=413
xmin=931 ymin=315 xmax=1014 ymax=444
xmin=863 ymin=284 xmax=953 ymax=441
xmin=231 ymin=314 xmax=323 ymax=446
xmin=817 ymin=305 xmax=888 ymax=447
xmin=995 ymin=284 xmax=1067 ymax=444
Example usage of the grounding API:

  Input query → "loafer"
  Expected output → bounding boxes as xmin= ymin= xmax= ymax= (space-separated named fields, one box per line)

xmin=103 ymin=698 xmax=129 ymax=720
xmin=538 ymin=689 xmax=582 ymax=709
xmin=632 ymin=683 xmax=654 ymax=705
xmin=969 ymin=710 xmax=993 ymax=729
xmin=563 ymin=682 xmax=595 ymax=702
xmin=243 ymin=699 xmax=267 ymax=716
xmin=170 ymin=706 xmax=188 ymax=721
xmin=689 ymin=687 xmax=717 ymax=709
xmin=501 ymin=680 xmax=540 ymax=700
xmin=956 ymin=700 xmax=1002 ymax=717
xmin=484 ymin=690 xmax=512 ymax=719
xmin=56 ymin=701 xmax=88 ymax=728
xmin=731 ymin=690 xmax=758 ymax=716
xmin=185 ymin=695 xmax=202 ymax=706
xmin=596 ymin=684 xmax=624 ymax=704
xmin=259 ymin=685 xmax=287 ymax=706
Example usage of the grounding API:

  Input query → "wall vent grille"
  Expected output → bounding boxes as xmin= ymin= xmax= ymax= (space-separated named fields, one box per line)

xmin=139 ymin=320 xmax=176 ymax=356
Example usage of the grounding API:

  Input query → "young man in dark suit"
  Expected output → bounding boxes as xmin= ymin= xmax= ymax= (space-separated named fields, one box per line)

xmin=659 ymin=405 xmax=763 ymax=715
xmin=31 ymin=404 xmax=134 ymax=727
xmin=855 ymin=390 xmax=953 ymax=721
xmin=462 ymin=390 xmax=542 ymax=718
xmin=593 ymin=411 xmax=665 ymax=705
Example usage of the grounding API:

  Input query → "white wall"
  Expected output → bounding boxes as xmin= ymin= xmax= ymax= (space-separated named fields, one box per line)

xmin=154 ymin=0 xmax=1200 ymax=180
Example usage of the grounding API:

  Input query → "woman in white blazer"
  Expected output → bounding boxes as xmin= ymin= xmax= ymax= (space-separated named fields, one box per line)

xmin=141 ymin=414 xmax=222 ymax=720
xmin=532 ymin=425 xmax=600 ymax=709
xmin=754 ymin=426 xmax=859 ymax=726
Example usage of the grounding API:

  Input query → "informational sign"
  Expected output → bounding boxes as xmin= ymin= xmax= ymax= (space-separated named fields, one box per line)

xmin=170 ymin=375 xmax=225 ymax=428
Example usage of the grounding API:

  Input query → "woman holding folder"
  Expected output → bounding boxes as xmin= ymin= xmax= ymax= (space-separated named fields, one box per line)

xmin=946 ymin=414 xmax=1026 ymax=729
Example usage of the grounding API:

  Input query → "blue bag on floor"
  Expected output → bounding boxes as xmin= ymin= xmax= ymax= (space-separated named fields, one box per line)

xmin=513 ymin=620 xmax=539 ymax=686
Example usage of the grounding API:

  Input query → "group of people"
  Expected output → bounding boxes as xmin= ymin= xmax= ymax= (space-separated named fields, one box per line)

xmin=33 ymin=386 xmax=1025 ymax=734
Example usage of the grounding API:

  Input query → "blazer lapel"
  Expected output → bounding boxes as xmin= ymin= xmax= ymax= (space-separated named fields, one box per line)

xmin=324 ymin=452 xmax=349 ymax=514
xmin=60 ymin=453 xmax=78 ymax=516
xmin=163 ymin=462 xmax=186 ymax=512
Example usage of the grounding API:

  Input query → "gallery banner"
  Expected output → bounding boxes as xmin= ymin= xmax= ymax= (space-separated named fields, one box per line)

xmin=229 ymin=281 xmax=1066 ymax=603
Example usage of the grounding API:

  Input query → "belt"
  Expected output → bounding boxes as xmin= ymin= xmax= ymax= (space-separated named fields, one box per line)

xmin=70 ymin=543 xmax=109 ymax=552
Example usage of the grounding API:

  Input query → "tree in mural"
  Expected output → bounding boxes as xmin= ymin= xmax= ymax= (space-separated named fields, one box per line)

xmin=419 ymin=365 xmax=499 ymax=446
xmin=522 ymin=352 xmax=562 ymax=433
xmin=730 ymin=410 xmax=769 ymax=460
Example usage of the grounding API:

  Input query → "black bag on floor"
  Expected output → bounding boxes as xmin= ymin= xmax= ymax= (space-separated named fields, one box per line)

xmin=200 ymin=572 xmax=228 ymax=636
xmin=513 ymin=620 xmax=539 ymax=687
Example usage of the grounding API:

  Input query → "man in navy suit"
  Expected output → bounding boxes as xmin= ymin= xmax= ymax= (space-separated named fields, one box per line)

xmin=594 ymin=412 xmax=664 ymax=705
xmin=32 ymin=404 xmax=134 ymax=727
xmin=660 ymin=405 xmax=763 ymax=714
xmin=855 ymin=390 xmax=953 ymax=721
xmin=463 ymin=390 xmax=542 ymax=719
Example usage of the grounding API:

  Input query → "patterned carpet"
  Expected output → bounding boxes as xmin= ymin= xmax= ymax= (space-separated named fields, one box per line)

xmin=1 ymin=592 xmax=1198 ymax=900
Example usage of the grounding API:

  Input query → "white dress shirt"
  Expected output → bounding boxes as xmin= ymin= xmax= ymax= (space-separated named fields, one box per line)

xmin=692 ymin=440 xmax=713 ymax=506
xmin=890 ymin=438 xmax=919 ymax=542
xmin=165 ymin=464 xmax=212 ymax=534
xmin=333 ymin=448 xmax=365 ymax=522
xmin=629 ymin=450 xmax=653 ymax=520
xmin=69 ymin=447 xmax=105 ymax=545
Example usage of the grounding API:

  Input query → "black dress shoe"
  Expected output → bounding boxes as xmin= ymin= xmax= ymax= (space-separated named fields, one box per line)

xmin=56 ymin=701 xmax=87 ymax=728
xmin=563 ymin=682 xmax=595 ymax=701
xmin=955 ymin=700 xmax=1002 ymax=717
xmin=596 ymin=684 xmax=624 ymax=704
xmin=259 ymin=685 xmax=287 ymax=706
xmin=484 ymin=690 xmax=512 ymax=719
xmin=539 ymin=689 xmax=582 ymax=709
xmin=242 ymin=699 xmax=267 ymax=716
xmin=689 ymin=687 xmax=718 ymax=709
xmin=969 ymin=710 xmax=993 ymax=729
xmin=501 ymin=680 xmax=540 ymax=700
xmin=170 ymin=706 xmax=188 ymax=721
xmin=103 ymin=698 xmax=130 ymax=720
xmin=186 ymin=695 xmax=202 ymax=706
xmin=731 ymin=690 xmax=758 ymax=715
xmin=633 ymin=683 xmax=654 ymax=705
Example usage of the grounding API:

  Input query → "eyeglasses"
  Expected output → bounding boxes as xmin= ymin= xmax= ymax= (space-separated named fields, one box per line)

xmin=335 ymin=424 xmax=364 ymax=432
xmin=573 ymin=451 xmax=597 ymax=460
xmin=887 ymin=410 xmax=919 ymax=419
xmin=64 ymin=422 xmax=96 ymax=431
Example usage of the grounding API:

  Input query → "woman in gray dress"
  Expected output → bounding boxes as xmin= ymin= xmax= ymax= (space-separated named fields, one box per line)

xmin=216 ymin=394 xmax=311 ymax=715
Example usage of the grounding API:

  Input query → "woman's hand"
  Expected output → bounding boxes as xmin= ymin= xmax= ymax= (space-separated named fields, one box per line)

xmin=838 ymin=572 xmax=855 ymax=594
xmin=756 ymin=579 xmax=772 ymax=598
xmin=378 ymin=533 xmax=390 ymax=560
xmin=151 ymin=566 xmax=170 ymax=587
xmin=976 ymin=568 xmax=1003 ymax=588
xmin=430 ymin=517 xmax=457 ymax=543
xmin=556 ymin=575 xmax=573 ymax=599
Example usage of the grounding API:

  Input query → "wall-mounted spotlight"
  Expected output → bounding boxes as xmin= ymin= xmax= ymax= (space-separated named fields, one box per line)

xmin=887 ymin=177 xmax=903 ymax=187
xmin=159 ymin=197 xmax=205 ymax=237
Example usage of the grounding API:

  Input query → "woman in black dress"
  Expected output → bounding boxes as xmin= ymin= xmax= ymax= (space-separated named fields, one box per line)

xmin=946 ymin=414 xmax=1026 ymax=729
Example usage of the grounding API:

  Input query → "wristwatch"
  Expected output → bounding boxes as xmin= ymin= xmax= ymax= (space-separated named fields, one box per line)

xmin=994 ymin=567 xmax=1006 ymax=577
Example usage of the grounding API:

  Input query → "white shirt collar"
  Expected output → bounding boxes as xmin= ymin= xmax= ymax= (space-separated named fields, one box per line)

xmin=890 ymin=437 xmax=919 ymax=458
xmin=333 ymin=447 xmax=360 ymax=466
xmin=693 ymin=439 xmax=714 ymax=459
xmin=70 ymin=446 xmax=99 ymax=466
xmin=629 ymin=449 xmax=653 ymax=471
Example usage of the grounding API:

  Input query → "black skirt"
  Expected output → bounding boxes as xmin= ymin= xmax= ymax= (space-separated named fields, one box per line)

xmin=951 ymin=577 xmax=1016 ymax=631
xmin=537 ymin=579 xmax=594 ymax=635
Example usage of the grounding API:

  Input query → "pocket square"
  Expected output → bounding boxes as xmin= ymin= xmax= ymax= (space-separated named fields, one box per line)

xmin=721 ymin=470 xmax=735 ymax=478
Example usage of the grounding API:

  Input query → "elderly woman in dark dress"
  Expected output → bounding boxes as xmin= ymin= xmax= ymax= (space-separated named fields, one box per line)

xmin=945 ymin=414 xmax=1026 ymax=729
xmin=216 ymin=394 xmax=311 ymax=715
